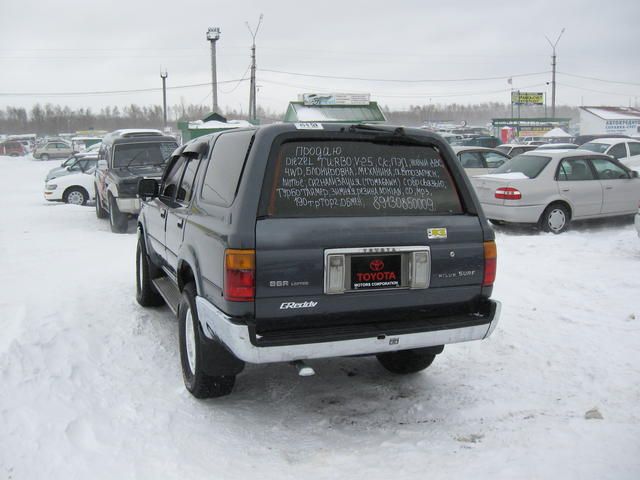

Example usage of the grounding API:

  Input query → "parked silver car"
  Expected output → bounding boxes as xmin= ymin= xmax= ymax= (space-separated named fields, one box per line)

xmin=471 ymin=150 xmax=640 ymax=233
xmin=452 ymin=146 xmax=510 ymax=176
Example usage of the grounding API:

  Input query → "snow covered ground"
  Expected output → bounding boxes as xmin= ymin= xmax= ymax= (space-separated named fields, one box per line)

xmin=1 ymin=155 xmax=639 ymax=480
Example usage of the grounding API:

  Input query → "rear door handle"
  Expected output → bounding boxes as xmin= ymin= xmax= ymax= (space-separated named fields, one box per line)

xmin=177 ymin=219 xmax=184 ymax=229
xmin=160 ymin=209 xmax=166 ymax=218
xmin=605 ymin=186 xmax=613 ymax=190
xmin=561 ymin=188 xmax=570 ymax=192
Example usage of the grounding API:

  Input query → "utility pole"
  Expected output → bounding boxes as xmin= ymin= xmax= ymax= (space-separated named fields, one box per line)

xmin=246 ymin=14 xmax=263 ymax=123
xmin=206 ymin=27 xmax=221 ymax=113
xmin=160 ymin=69 xmax=168 ymax=129
xmin=545 ymin=28 xmax=565 ymax=119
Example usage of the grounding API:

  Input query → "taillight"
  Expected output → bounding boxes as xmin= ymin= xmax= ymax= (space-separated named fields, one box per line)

xmin=495 ymin=187 xmax=522 ymax=200
xmin=224 ymin=249 xmax=255 ymax=302
xmin=483 ymin=241 xmax=497 ymax=286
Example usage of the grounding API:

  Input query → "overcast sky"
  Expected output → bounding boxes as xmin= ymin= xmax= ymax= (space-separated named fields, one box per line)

xmin=1 ymin=0 xmax=639 ymax=116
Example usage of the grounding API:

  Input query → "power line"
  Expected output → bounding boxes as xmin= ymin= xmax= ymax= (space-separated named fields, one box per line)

xmin=259 ymin=68 xmax=550 ymax=83
xmin=557 ymin=82 xmax=638 ymax=97
xmin=0 ymin=78 xmax=249 ymax=97
xmin=259 ymin=78 xmax=547 ymax=99
xmin=557 ymin=71 xmax=640 ymax=87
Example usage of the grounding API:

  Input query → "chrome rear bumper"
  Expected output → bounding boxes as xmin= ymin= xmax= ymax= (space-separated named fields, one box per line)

xmin=196 ymin=297 xmax=501 ymax=364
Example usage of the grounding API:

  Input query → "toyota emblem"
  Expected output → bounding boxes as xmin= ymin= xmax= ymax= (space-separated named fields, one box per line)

xmin=370 ymin=259 xmax=385 ymax=271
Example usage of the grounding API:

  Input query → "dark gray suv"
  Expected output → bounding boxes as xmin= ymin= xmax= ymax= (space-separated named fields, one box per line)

xmin=136 ymin=123 xmax=501 ymax=398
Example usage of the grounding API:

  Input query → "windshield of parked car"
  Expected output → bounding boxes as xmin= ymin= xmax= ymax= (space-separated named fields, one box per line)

xmin=263 ymin=140 xmax=464 ymax=217
xmin=113 ymin=142 xmax=177 ymax=168
xmin=492 ymin=155 xmax=551 ymax=179
xmin=579 ymin=142 xmax=610 ymax=154
xmin=61 ymin=156 xmax=77 ymax=167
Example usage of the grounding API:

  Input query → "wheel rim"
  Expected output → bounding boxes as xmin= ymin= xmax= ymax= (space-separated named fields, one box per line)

xmin=184 ymin=308 xmax=197 ymax=374
xmin=548 ymin=208 xmax=566 ymax=232
xmin=67 ymin=191 xmax=84 ymax=205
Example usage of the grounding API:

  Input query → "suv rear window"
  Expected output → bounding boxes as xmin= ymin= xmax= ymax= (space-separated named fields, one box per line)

xmin=113 ymin=142 xmax=177 ymax=167
xmin=263 ymin=140 xmax=463 ymax=217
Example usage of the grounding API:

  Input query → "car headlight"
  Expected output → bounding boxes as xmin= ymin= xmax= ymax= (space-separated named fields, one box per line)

xmin=46 ymin=184 xmax=57 ymax=190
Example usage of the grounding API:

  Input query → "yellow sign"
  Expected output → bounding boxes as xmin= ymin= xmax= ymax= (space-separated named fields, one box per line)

xmin=511 ymin=92 xmax=544 ymax=106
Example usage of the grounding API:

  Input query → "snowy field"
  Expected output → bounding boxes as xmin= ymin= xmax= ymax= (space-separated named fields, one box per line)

xmin=1 ymin=155 xmax=639 ymax=480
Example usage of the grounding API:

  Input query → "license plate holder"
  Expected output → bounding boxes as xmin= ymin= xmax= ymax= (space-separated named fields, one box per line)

xmin=350 ymin=254 xmax=402 ymax=291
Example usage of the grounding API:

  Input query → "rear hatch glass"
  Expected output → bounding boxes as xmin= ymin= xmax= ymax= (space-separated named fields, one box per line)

xmin=261 ymin=140 xmax=464 ymax=217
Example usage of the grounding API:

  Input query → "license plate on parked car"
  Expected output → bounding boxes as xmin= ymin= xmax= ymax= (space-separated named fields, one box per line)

xmin=350 ymin=254 xmax=402 ymax=290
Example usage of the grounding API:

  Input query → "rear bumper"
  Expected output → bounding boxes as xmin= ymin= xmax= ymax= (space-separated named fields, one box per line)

xmin=196 ymin=296 xmax=501 ymax=364
xmin=482 ymin=203 xmax=545 ymax=224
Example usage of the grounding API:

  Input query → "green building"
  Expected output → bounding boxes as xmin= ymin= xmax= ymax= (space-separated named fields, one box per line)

xmin=283 ymin=93 xmax=386 ymax=123
xmin=178 ymin=113 xmax=253 ymax=143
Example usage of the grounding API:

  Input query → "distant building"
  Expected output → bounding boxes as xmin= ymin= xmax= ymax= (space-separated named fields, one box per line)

xmin=178 ymin=112 xmax=253 ymax=142
xmin=283 ymin=93 xmax=386 ymax=123
xmin=579 ymin=106 xmax=640 ymax=135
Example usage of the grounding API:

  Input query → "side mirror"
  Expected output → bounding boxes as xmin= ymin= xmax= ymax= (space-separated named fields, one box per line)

xmin=631 ymin=170 xmax=639 ymax=178
xmin=138 ymin=178 xmax=159 ymax=199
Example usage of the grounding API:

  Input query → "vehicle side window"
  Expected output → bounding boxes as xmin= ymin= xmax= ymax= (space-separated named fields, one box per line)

xmin=458 ymin=152 xmax=484 ymax=168
xmin=607 ymin=143 xmax=627 ymax=160
xmin=591 ymin=158 xmax=630 ymax=180
xmin=628 ymin=142 xmax=640 ymax=156
xmin=557 ymin=158 xmax=595 ymax=181
xmin=176 ymin=157 xmax=201 ymax=203
xmin=201 ymin=130 xmax=254 ymax=206
xmin=483 ymin=152 xmax=508 ymax=168
xmin=161 ymin=157 xmax=187 ymax=199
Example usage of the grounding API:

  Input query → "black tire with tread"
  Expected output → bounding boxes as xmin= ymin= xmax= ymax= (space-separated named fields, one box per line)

xmin=539 ymin=203 xmax=570 ymax=234
xmin=179 ymin=283 xmax=235 ymax=398
xmin=136 ymin=235 xmax=164 ymax=307
xmin=376 ymin=350 xmax=437 ymax=374
xmin=63 ymin=187 xmax=88 ymax=206
xmin=109 ymin=194 xmax=128 ymax=233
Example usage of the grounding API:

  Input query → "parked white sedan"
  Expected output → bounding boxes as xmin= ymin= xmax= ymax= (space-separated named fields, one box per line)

xmin=471 ymin=150 xmax=640 ymax=233
xmin=579 ymin=138 xmax=640 ymax=170
xmin=44 ymin=168 xmax=96 ymax=205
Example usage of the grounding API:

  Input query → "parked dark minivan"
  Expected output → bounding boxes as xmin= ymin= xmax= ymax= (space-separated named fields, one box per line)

xmin=136 ymin=123 xmax=501 ymax=398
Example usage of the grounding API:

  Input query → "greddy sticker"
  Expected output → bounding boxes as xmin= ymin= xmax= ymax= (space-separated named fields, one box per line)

xmin=294 ymin=122 xmax=323 ymax=130
xmin=428 ymin=228 xmax=447 ymax=239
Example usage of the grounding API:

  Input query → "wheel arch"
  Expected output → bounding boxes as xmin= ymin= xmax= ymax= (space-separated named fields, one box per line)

xmin=62 ymin=185 xmax=89 ymax=202
xmin=542 ymin=199 xmax=573 ymax=221
xmin=177 ymin=250 xmax=203 ymax=296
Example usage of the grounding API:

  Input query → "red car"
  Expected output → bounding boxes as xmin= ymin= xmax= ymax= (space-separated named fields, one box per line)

xmin=0 ymin=141 xmax=26 ymax=156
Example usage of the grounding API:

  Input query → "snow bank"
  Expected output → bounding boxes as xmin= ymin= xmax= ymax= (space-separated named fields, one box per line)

xmin=0 ymin=156 xmax=639 ymax=479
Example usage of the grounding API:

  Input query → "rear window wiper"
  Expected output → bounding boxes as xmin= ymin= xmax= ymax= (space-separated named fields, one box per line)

xmin=347 ymin=124 xmax=406 ymax=136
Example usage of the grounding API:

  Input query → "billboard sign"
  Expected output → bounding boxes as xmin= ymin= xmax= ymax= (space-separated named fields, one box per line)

xmin=301 ymin=93 xmax=371 ymax=106
xmin=511 ymin=92 xmax=544 ymax=106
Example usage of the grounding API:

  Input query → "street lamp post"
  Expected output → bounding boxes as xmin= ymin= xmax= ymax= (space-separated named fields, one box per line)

xmin=160 ymin=69 xmax=168 ymax=129
xmin=206 ymin=27 xmax=221 ymax=113
xmin=545 ymin=28 xmax=565 ymax=119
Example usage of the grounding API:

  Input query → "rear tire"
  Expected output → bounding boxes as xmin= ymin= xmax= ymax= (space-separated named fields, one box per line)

xmin=179 ymin=284 xmax=235 ymax=398
xmin=539 ymin=203 xmax=570 ymax=234
xmin=136 ymin=234 xmax=164 ymax=307
xmin=376 ymin=349 xmax=437 ymax=374
xmin=95 ymin=188 xmax=108 ymax=218
xmin=109 ymin=195 xmax=128 ymax=233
